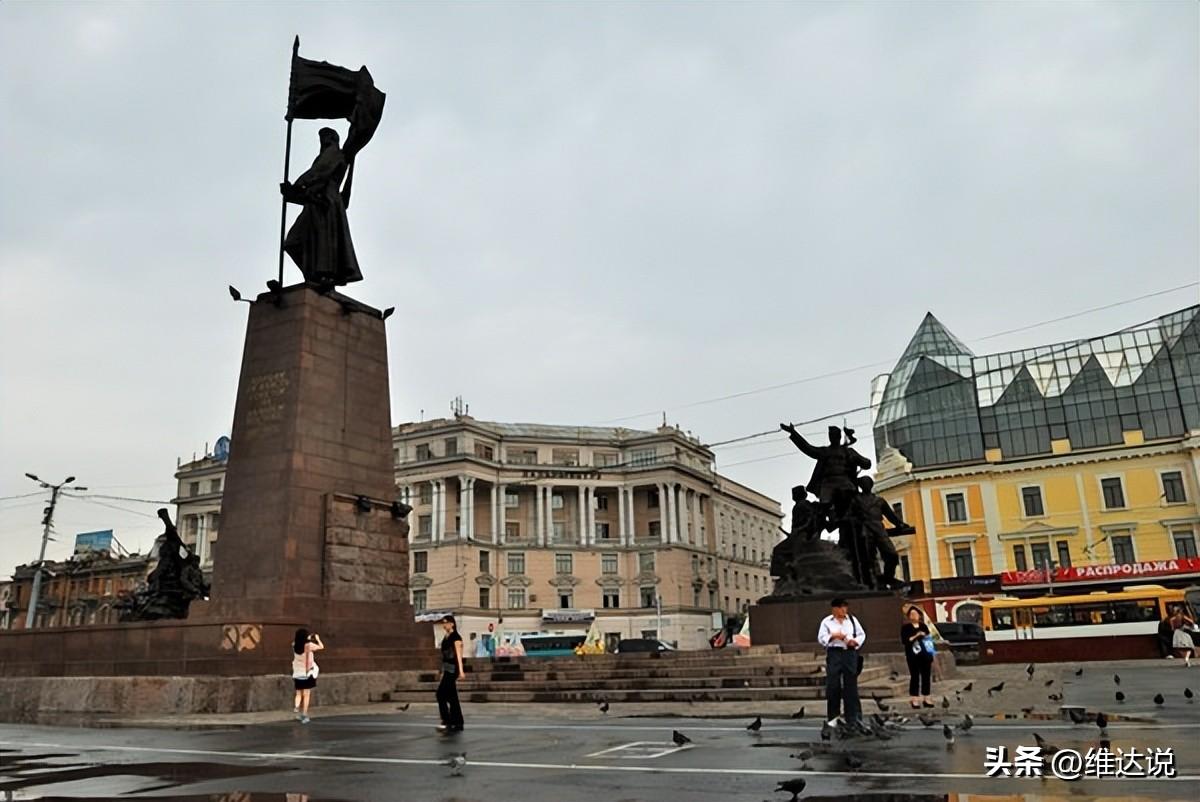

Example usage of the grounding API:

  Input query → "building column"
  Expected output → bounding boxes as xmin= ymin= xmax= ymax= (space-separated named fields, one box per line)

xmin=617 ymin=484 xmax=628 ymax=546
xmin=458 ymin=477 xmax=469 ymax=539
xmin=692 ymin=491 xmax=702 ymax=548
xmin=490 ymin=483 xmax=499 ymax=543
xmin=497 ymin=483 xmax=507 ymax=545
xmin=628 ymin=487 xmax=638 ymax=545
xmin=577 ymin=485 xmax=587 ymax=545
xmin=666 ymin=483 xmax=678 ymax=543
xmin=467 ymin=477 xmax=477 ymax=540
xmin=536 ymin=485 xmax=546 ymax=546
xmin=679 ymin=487 xmax=690 ymax=545
xmin=433 ymin=480 xmax=444 ymax=542
xmin=658 ymin=483 xmax=669 ymax=543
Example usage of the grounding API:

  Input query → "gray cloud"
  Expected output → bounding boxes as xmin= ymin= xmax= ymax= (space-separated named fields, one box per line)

xmin=1 ymin=2 xmax=1196 ymax=572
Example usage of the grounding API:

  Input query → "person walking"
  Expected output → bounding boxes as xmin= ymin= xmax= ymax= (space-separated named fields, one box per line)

xmin=818 ymin=597 xmax=867 ymax=732
xmin=436 ymin=614 xmax=466 ymax=733
xmin=900 ymin=606 xmax=935 ymax=708
xmin=1170 ymin=607 xmax=1197 ymax=667
xmin=291 ymin=628 xmax=324 ymax=724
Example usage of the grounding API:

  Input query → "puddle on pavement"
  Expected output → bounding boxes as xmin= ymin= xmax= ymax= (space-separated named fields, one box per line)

xmin=21 ymin=796 xmax=346 ymax=802
xmin=0 ymin=752 xmax=290 ymax=795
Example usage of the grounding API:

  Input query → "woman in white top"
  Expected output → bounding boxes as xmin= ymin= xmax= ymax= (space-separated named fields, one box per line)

xmin=292 ymin=628 xmax=324 ymax=723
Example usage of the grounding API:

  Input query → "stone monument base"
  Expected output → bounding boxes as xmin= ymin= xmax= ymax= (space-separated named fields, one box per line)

xmin=750 ymin=590 xmax=907 ymax=653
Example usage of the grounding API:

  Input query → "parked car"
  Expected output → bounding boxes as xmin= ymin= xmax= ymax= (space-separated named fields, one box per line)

xmin=933 ymin=621 xmax=985 ymax=645
xmin=615 ymin=638 xmax=676 ymax=654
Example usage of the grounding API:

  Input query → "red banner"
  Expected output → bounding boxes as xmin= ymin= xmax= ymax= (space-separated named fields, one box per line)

xmin=1001 ymin=557 xmax=1200 ymax=586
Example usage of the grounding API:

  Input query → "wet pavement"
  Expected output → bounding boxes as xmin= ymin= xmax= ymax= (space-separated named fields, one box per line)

xmin=0 ymin=660 xmax=1197 ymax=801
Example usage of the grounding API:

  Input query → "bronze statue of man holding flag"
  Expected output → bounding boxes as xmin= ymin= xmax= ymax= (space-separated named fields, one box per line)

xmin=278 ymin=37 xmax=386 ymax=288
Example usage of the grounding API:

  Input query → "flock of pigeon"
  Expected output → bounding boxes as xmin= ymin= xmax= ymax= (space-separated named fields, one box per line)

xmin=436 ymin=664 xmax=1195 ymax=798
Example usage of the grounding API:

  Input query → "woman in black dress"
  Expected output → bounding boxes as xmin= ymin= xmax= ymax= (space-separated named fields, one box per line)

xmin=436 ymin=614 xmax=466 ymax=733
xmin=900 ymin=606 xmax=934 ymax=709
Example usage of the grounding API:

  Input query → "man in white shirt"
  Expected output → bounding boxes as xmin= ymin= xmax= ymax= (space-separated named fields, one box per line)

xmin=817 ymin=596 xmax=866 ymax=729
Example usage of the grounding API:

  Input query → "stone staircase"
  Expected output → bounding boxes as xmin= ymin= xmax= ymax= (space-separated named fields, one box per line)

xmin=382 ymin=646 xmax=908 ymax=704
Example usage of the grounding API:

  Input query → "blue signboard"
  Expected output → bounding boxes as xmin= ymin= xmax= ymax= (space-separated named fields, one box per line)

xmin=75 ymin=530 xmax=114 ymax=554
xmin=213 ymin=436 xmax=231 ymax=462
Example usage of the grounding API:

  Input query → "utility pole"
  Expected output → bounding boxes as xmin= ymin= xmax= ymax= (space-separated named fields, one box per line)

xmin=24 ymin=473 xmax=86 ymax=629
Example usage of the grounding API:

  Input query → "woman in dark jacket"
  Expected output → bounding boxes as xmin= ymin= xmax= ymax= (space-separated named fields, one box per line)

xmin=435 ymin=614 xmax=466 ymax=733
xmin=900 ymin=606 xmax=934 ymax=708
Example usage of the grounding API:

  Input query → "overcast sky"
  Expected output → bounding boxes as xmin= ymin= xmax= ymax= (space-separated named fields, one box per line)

xmin=1 ymin=2 xmax=1197 ymax=577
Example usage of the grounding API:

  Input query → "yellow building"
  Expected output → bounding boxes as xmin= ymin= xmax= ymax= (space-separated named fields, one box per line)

xmin=871 ymin=306 xmax=1200 ymax=620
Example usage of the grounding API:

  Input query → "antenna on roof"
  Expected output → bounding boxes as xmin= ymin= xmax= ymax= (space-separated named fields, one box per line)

xmin=661 ymin=411 xmax=667 ymax=427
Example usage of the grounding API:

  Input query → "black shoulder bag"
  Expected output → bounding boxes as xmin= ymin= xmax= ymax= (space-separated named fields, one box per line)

xmin=851 ymin=615 xmax=865 ymax=675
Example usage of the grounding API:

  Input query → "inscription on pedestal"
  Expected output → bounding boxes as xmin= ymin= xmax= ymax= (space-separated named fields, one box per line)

xmin=244 ymin=370 xmax=289 ymax=430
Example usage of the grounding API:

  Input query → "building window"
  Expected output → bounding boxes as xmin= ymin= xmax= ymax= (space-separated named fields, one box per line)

xmin=413 ymin=551 xmax=428 ymax=573
xmin=1162 ymin=471 xmax=1186 ymax=504
xmin=479 ymin=587 xmax=490 ymax=608
xmin=1056 ymin=540 xmax=1072 ymax=569
xmin=552 ymin=522 xmax=566 ymax=543
xmin=505 ymin=522 xmax=520 ymax=539
xmin=693 ymin=587 xmax=701 ymax=607
xmin=418 ymin=483 xmax=433 ymax=504
xmin=559 ymin=592 xmax=573 ymax=609
xmin=723 ymin=567 xmax=729 ymax=586
xmin=751 ymin=548 xmax=757 ymax=564
xmin=631 ymin=449 xmax=657 ymax=467
xmin=900 ymin=555 xmax=911 ymax=581
xmin=551 ymin=494 xmax=564 ymax=510
xmin=603 ymin=591 xmax=620 ymax=609
xmin=1110 ymin=534 xmax=1135 ymax=564
xmin=1030 ymin=542 xmax=1051 ymax=570
xmin=1021 ymin=486 xmax=1044 ymax=517
xmin=412 ymin=589 xmax=427 ymax=611
xmin=507 ymin=589 xmax=526 ymax=609
xmin=444 ymin=438 xmax=458 ymax=456
xmin=952 ymin=545 xmax=974 ymax=577
xmin=508 ymin=448 xmax=538 ymax=465
xmin=505 ymin=491 xmax=520 ymax=508
xmin=418 ymin=515 xmax=432 ymax=537
xmin=595 ymin=495 xmax=609 ymax=511
xmin=595 ymin=452 xmax=619 ymax=467
xmin=648 ymin=521 xmax=661 ymax=539
xmin=1101 ymin=477 xmax=1126 ymax=510
xmin=1013 ymin=544 xmax=1027 ymax=571
xmin=416 ymin=444 xmax=431 ymax=461
xmin=691 ymin=555 xmax=699 ymax=574
xmin=474 ymin=442 xmax=495 ymax=460
xmin=555 ymin=553 xmax=573 ymax=575
xmin=602 ymin=554 xmax=618 ymax=574
xmin=393 ymin=447 xmax=401 ymax=466
xmin=708 ymin=589 xmax=717 ymax=607
xmin=188 ymin=482 xmax=200 ymax=497
xmin=638 ymin=552 xmax=655 ymax=573
xmin=478 ymin=550 xmax=490 ymax=573
xmin=945 ymin=493 xmax=967 ymax=523
xmin=209 ymin=478 xmax=222 ymax=494
xmin=753 ymin=575 xmax=759 ymax=592
xmin=892 ymin=501 xmax=903 ymax=522
xmin=648 ymin=489 xmax=663 ymax=508
xmin=1172 ymin=528 xmax=1197 ymax=559
xmin=551 ymin=449 xmax=579 ymax=466
xmin=595 ymin=523 xmax=611 ymax=540
xmin=640 ymin=586 xmax=657 ymax=608
xmin=507 ymin=553 xmax=525 ymax=575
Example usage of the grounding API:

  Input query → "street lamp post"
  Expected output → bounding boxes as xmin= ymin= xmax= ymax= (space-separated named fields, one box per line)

xmin=24 ymin=473 xmax=86 ymax=630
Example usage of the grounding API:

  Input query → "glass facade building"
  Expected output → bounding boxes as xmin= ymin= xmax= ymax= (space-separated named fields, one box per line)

xmin=873 ymin=306 xmax=1200 ymax=469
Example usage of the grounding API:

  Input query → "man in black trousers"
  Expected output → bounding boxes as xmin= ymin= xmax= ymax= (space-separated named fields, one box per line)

xmin=817 ymin=597 xmax=868 ymax=732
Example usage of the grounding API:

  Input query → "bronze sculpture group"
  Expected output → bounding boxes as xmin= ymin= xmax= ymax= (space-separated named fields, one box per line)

xmin=768 ymin=424 xmax=914 ymax=596
xmin=116 ymin=509 xmax=209 ymax=622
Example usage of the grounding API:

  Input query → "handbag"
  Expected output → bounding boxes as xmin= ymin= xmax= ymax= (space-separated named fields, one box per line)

xmin=851 ymin=615 xmax=865 ymax=675
xmin=921 ymin=635 xmax=936 ymax=657
xmin=306 ymin=649 xmax=319 ymax=679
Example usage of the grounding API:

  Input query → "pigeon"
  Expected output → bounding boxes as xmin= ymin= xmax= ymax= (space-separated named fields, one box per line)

xmin=956 ymin=714 xmax=974 ymax=733
xmin=775 ymin=778 xmax=807 ymax=802
xmin=1074 ymin=667 xmax=1084 ymax=677
xmin=672 ymin=730 xmax=691 ymax=746
xmin=918 ymin=713 xmax=938 ymax=728
xmin=1185 ymin=688 xmax=1194 ymax=703
xmin=1048 ymin=693 xmax=1063 ymax=702
xmin=987 ymin=682 xmax=1005 ymax=697
xmin=811 ymin=665 xmax=824 ymax=674
xmin=875 ymin=697 xmax=890 ymax=713
xmin=790 ymin=706 xmax=805 ymax=719
xmin=1096 ymin=712 xmax=1108 ymax=735
xmin=941 ymin=696 xmax=951 ymax=709
xmin=598 ymin=700 xmax=610 ymax=714
xmin=1032 ymin=733 xmax=1060 ymax=756
xmin=444 ymin=753 xmax=467 ymax=776
xmin=1044 ymin=679 xmax=1055 ymax=687
xmin=820 ymin=721 xmax=833 ymax=742
xmin=765 ymin=666 xmax=775 ymax=676
xmin=942 ymin=723 xmax=955 ymax=745
xmin=1067 ymin=708 xmax=1086 ymax=725
xmin=1113 ymin=674 xmax=1121 ymax=686
xmin=869 ymin=720 xmax=892 ymax=740
xmin=889 ymin=671 xmax=901 ymax=681
xmin=1020 ymin=706 xmax=1035 ymax=716
xmin=1026 ymin=663 xmax=1035 ymax=679
xmin=844 ymin=753 xmax=863 ymax=770
xmin=790 ymin=748 xmax=814 ymax=762
xmin=1115 ymin=691 xmax=1125 ymax=703
xmin=1153 ymin=693 xmax=1164 ymax=706
xmin=870 ymin=712 xmax=888 ymax=728
xmin=747 ymin=716 xmax=763 ymax=732
xmin=396 ymin=703 xmax=411 ymax=711
xmin=962 ymin=682 xmax=973 ymax=692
